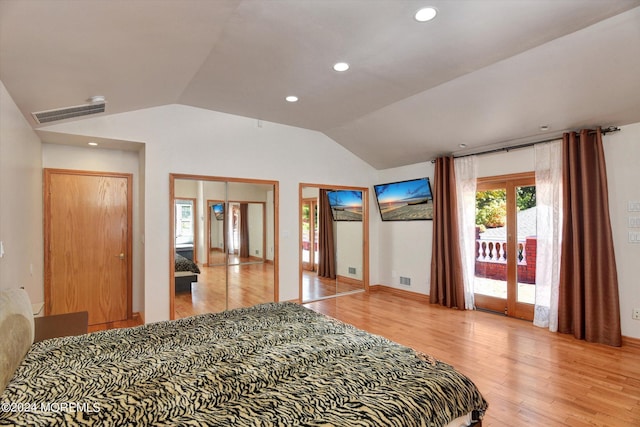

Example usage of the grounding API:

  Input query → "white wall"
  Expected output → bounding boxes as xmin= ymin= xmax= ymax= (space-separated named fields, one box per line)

xmin=374 ymin=162 xmax=435 ymax=294
xmin=604 ymin=123 xmax=640 ymax=340
xmin=0 ymin=81 xmax=44 ymax=309
xmin=41 ymin=143 xmax=145 ymax=315
xmin=40 ymin=104 xmax=377 ymax=322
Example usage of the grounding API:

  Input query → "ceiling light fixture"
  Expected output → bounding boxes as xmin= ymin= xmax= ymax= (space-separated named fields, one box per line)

xmin=540 ymin=125 xmax=550 ymax=131
xmin=333 ymin=62 xmax=350 ymax=72
xmin=285 ymin=95 xmax=298 ymax=103
xmin=459 ymin=143 xmax=467 ymax=148
xmin=88 ymin=141 xmax=98 ymax=146
xmin=415 ymin=7 xmax=437 ymax=22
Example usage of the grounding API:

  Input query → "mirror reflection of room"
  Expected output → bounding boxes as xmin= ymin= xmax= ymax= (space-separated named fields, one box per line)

xmin=300 ymin=185 xmax=366 ymax=302
xmin=173 ymin=177 xmax=276 ymax=319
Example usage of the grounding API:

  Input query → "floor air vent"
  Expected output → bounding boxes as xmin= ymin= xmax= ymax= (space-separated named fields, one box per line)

xmin=32 ymin=102 xmax=106 ymax=124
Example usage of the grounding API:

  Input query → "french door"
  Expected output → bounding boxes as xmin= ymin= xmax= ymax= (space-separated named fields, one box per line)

xmin=474 ymin=172 xmax=535 ymax=320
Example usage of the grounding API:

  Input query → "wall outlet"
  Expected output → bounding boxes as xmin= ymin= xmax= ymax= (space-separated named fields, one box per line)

xmin=633 ymin=308 xmax=640 ymax=320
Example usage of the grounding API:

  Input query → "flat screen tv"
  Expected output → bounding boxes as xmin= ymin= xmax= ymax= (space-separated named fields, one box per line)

xmin=211 ymin=203 xmax=224 ymax=220
xmin=327 ymin=190 xmax=363 ymax=221
xmin=374 ymin=177 xmax=433 ymax=221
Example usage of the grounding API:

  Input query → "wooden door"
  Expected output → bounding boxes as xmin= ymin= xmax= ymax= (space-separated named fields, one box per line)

xmin=44 ymin=169 xmax=132 ymax=325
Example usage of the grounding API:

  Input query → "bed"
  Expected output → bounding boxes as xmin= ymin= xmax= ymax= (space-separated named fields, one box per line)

xmin=174 ymin=252 xmax=200 ymax=293
xmin=0 ymin=290 xmax=487 ymax=426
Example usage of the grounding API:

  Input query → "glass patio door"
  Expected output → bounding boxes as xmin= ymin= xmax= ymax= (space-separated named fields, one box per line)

xmin=474 ymin=173 xmax=536 ymax=320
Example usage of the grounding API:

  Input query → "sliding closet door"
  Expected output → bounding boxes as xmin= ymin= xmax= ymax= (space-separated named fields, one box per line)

xmin=170 ymin=175 xmax=277 ymax=319
xmin=226 ymin=182 xmax=274 ymax=310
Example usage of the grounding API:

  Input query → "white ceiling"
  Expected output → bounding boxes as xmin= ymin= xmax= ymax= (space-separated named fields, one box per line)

xmin=1 ymin=0 xmax=639 ymax=169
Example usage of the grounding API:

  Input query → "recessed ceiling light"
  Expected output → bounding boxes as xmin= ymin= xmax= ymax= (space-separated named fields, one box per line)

xmin=88 ymin=141 xmax=98 ymax=146
xmin=415 ymin=7 xmax=437 ymax=22
xmin=540 ymin=125 xmax=550 ymax=131
xmin=88 ymin=95 xmax=106 ymax=103
xmin=459 ymin=143 xmax=467 ymax=148
xmin=285 ymin=95 xmax=298 ymax=103
xmin=333 ymin=62 xmax=350 ymax=72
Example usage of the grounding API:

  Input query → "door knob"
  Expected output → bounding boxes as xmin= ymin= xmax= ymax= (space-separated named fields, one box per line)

xmin=117 ymin=253 xmax=125 ymax=260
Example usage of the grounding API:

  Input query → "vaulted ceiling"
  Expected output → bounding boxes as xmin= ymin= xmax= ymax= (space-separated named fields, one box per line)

xmin=1 ymin=0 xmax=639 ymax=169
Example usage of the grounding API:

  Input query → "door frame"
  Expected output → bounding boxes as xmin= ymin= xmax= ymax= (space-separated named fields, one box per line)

xmin=43 ymin=168 xmax=133 ymax=321
xmin=474 ymin=172 xmax=535 ymax=321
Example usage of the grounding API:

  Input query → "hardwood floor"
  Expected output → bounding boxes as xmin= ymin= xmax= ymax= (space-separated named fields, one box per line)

xmin=302 ymin=270 xmax=364 ymax=301
xmin=174 ymin=261 xmax=275 ymax=318
xmin=91 ymin=265 xmax=640 ymax=426
xmin=304 ymin=289 xmax=640 ymax=427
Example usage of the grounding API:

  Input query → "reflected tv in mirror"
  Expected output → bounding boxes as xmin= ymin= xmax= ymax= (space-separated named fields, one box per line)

xmin=212 ymin=203 xmax=224 ymax=220
xmin=327 ymin=190 xmax=363 ymax=221
xmin=374 ymin=177 xmax=433 ymax=221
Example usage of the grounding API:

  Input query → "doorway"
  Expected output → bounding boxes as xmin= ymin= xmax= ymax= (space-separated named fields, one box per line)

xmin=44 ymin=168 xmax=132 ymax=325
xmin=474 ymin=172 xmax=535 ymax=320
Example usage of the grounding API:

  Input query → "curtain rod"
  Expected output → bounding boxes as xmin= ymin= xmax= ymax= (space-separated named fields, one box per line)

xmin=435 ymin=126 xmax=620 ymax=162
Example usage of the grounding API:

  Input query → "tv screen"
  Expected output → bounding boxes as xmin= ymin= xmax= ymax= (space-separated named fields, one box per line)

xmin=211 ymin=203 xmax=224 ymax=220
xmin=327 ymin=190 xmax=363 ymax=221
xmin=374 ymin=177 xmax=433 ymax=221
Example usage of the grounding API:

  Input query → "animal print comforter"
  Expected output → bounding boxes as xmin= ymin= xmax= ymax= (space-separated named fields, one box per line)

xmin=0 ymin=302 xmax=487 ymax=426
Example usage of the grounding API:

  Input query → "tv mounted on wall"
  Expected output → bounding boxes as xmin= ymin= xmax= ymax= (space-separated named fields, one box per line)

xmin=211 ymin=203 xmax=224 ymax=220
xmin=373 ymin=177 xmax=433 ymax=221
xmin=327 ymin=190 xmax=363 ymax=221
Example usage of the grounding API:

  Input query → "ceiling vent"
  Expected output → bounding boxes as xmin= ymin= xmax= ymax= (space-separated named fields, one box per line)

xmin=32 ymin=101 xmax=106 ymax=124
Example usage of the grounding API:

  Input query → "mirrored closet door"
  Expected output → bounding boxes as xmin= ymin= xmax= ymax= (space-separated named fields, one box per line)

xmin=171 ymin=175 xmax=278 ymax=319
xmin=299 ymin=183 xmax=369 ymax=303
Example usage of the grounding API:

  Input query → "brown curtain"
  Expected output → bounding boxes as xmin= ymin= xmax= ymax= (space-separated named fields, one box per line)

xmin=317 ymin=189 xmax=336 ymax=279
xmin=430 ymin=156 xmax=465 ymax=309
xmin=239 ymin=203 xmax=249 ymax=259
xmin=558 ymin=128 xmax=621 ymax=346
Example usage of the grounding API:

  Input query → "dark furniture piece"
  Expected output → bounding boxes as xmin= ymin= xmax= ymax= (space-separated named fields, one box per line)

xmin=34 ymin=311 xmax=88 ymax=342
xmin=175 ymin=272 xmax=198 ymax=293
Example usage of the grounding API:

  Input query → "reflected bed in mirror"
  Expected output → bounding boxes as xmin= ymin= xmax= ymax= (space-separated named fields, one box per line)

xmin=299 ymin=183 xmax=369 ymax=303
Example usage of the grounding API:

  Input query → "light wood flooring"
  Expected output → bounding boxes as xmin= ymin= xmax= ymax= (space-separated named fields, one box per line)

xmin=92 ymin=266 xmax=640 ymax=426
xmin=301 ymin=270 xmax=364 ymax=302
xmin=305 ymin=290 xmax=640 ymax=427
xmin=174 ymin=260 xmax=275 ymax=318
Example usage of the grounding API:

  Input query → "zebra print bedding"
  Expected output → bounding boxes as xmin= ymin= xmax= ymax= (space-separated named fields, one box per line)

xmin=0 ymin=302 xmax=487 ymax=426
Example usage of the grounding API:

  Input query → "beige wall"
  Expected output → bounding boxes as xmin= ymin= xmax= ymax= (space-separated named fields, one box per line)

xmin=0 ymin=81 xmax=44 ymax=311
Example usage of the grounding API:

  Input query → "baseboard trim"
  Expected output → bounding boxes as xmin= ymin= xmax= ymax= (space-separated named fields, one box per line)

xmin=369 ymin=284 xmax=430 ymax=303
xmin=337 ymin=275 xmax=363 ymax=287
xmin=622 ymin=335 xmax=640 ymax=350
xmin=132 ymin=311 xmax=144 ymax=324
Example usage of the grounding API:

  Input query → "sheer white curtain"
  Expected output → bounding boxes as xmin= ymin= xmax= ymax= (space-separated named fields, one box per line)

xmin=454 ymin=155 xmax=478 ymax=310
xmin=533 ymin=141 xmax=563 ymax=331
